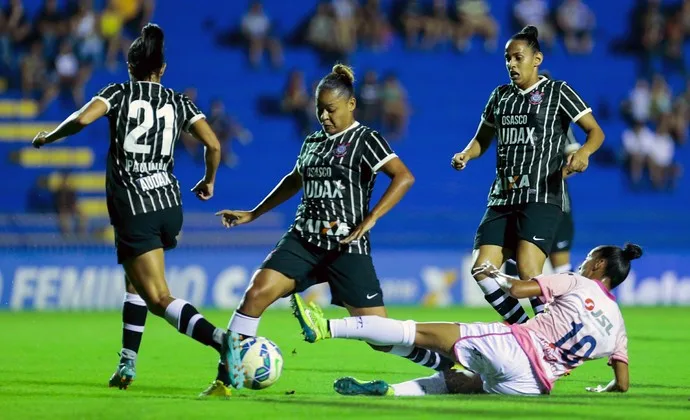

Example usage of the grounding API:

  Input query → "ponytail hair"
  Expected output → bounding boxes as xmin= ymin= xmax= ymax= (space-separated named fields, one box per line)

xmin=316 ymin=63 xmax=355 ymax=99
xmin=511 ymin=25 xmax=541 ymax=53
xmin=595 ymin=243 xmax=643 ymax=289
xmin=128 ymin=23 xmax=165 ymax=81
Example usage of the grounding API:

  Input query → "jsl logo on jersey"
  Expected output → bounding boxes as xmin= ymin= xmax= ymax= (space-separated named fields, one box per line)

xmin=304 ymin=179 xmax=346 ymax=199
xmin=136 ymin=172 xmax=172 ymax=192
xmin=584 ymin=298 xmax=614 ymax=335
xmin=529 ymin=90 xmax=544 ymax=105
xmin=301 ymin=219 xmax=351 ymax=236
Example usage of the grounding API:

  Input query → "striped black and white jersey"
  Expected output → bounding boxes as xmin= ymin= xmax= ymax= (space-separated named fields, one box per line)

xmin=290 ymin=122 xmax=396 ymax=255
xmin=95 ymin=82 xmax=205 ymax=221
xmin=480 ymin=76 xmax=591 ymax=208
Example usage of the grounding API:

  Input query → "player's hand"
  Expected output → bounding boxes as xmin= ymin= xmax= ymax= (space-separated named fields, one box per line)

xmin=191 ymin=179 xmax=214 ymax=200
xmin=215 ymin=210 xmax=255 ymax=228
xmin=451 ymin=152 xmax=471 ymax=171
xmin=340 ymin=215 xmax=376 ymax=244
xmin=32 ymin=131 xmax=49 ymax=149
xmin=566 ymin=148 xmax=590 ymax=174
xmin=585 ymin=384 xmax=606 ymax=393
xmin=471 ymin=261 xmax=500 ymax=278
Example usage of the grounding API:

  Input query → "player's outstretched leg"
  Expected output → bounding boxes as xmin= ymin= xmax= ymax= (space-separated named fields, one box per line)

xmin=123 ymin=249 xmax=243 ymax=393
xmin=109 ymin=277 xmax=147 ymax=390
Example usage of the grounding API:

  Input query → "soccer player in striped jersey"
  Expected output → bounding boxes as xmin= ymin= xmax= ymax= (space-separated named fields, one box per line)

xmin=31 ymin=24 xmax=234 ymax=391
xmin=451 ymin=26 xmax=605 ymax=323
xmin=201 ymin=64 xmax=455 ymax=396
xmin=505 ymin=125 xmax=581 ymax=277
xmin=294 ymin=243 xmax=639 ymax=397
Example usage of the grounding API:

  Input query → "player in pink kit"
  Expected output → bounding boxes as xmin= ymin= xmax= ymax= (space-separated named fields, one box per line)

xmin=292 ymin=243 xmax=641 ymax=396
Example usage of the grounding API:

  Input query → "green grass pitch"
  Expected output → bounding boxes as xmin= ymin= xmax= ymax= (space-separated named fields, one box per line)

xmin=1 ymin=306 xmax=688 ymax=419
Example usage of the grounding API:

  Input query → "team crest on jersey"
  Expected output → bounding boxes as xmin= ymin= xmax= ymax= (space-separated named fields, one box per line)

xmin=333 ymin=142 xmax=350 ymax=158
xmin=529 ymin=90 xmax=544 ymax=105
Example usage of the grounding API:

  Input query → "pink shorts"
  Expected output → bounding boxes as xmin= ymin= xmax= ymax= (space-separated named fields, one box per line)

xmin=454 ymin=322 xmax=545 ymax=396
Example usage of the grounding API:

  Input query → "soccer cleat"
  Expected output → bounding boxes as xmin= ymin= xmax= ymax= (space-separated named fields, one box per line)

xmin=222 ymin=331 xmax=245 ymax=389
xmin=108 ymin=350 xmax=137 ymax=390
xmin=290 ymin=294 xmax=330 ymax=343
xmin=198 ymin=380 xmax=232 ymax=399
xmin=333 ymin=377 xmax=394 ymax=397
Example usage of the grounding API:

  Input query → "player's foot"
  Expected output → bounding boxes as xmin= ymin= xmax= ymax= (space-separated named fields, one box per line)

xmin=221 ymin=331 xmax=245 ymax=389
xmin=333 ymin=377 xmax=394 ymax=397
xmin=290 ymin=294 xmax=330 ymax=343
xmin=108 ymin=349 xmax=136 ymax=390
xmin=198 ymin=380 xmax=232 ymax=399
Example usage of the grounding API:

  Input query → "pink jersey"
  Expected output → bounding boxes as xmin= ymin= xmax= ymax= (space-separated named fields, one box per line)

xmin=509 ymin=273 xmax=629 ymax=392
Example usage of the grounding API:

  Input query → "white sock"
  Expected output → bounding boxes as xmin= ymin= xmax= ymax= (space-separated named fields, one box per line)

xmin=391 ymin=372 xmax=449 ymax=396
xmin=329 ymin=316 xmax=416 ymax=347
xmin=553 ymin=263 xmax=572 ymax=273
xmin=477 ymin=278 xmax=501 ymax=295
xmin=228 ymin=311 xmax=260 ymax=337
xmin=388 ymin=345 xmax=414 ymax=357
xmin=124 ymin=292 xmax=146 ymax=306
xmin=164 ymin=298 xmax=187 ymax=329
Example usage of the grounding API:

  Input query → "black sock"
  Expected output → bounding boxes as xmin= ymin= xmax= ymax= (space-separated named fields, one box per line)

xmin=402 ymin=347 xmax=455 ymax=371
xmin=484 ymin=289 xmax=530 ymax=324
xmin=530 ymin=297 xmax=546 ymax=316
xmin=164 ymin=299 xmax=223 ymax=353
xmin=121 ymin=294 xmax=147 ymax=362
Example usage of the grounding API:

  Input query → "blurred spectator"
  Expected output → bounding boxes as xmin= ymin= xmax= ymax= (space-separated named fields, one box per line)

xmin=513 ymin=0 xmax=555 ymax=50
xmin=662 ymin=6 xmax=686 ymax=75
xmin=100 ymin=0 xmax=128 ymax=71
xmin=648 ymin=115 xmax=678 ymax=190
xmin=556 ymin=0 xmax=596 ymax=54
xmin=55 ymin=40 xmax=90 ymax=106
xmin=332 ymin=0 xmax=357 ymax=53
xmin=622 ymin=79 xmax=651 ymax=124
xmin=669 ymin=97 xmax=688 ymax=144
xmin=307 ymin=2 xmax=347 ymax=65
xmin=356 ymin=70 xmax=381 ymax=128
xmin=20 ymin=41 xmax=58 ymax=112
xmin=454 ymin=0 xmax=498 ymax=52
xmin=71 ymin=0 xmax=104 ymax=66
xmin=649 ymin=74 xmax=672 ymax=121
xmin=399 ymin=0 xmax=425 ymax=49
xmin=55 ymin=173 xmax=87 ymax=237
xmin=422 ymin=0 xmax=451 ymax=50
xmin=112 ymin=0 xmax=155 ymax=38
xmin=622 ymin=120 xmax=655 ymax=187
xmin=380 ymin=73 xmax=409 ymax=139
xmin=241 ymin=1 xmax=283 ymax=68
xmin=35 ymin=0 xmax=66 ymax=59
xmin=5 ymin=0 xmax=32 ymax=46
xmin=207 ymin=99 xmax=252 ymax=167
xmin=358 ymin=0 xmax=391 ymax=51
xmin=281 ymin=70 xmax=311 ymax=137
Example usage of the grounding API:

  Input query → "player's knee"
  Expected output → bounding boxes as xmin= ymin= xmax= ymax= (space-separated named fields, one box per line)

xmin=145 ymin=292 xmax=173 ymax=316
xmin=517 ymin=263 xmax=540 ymax=281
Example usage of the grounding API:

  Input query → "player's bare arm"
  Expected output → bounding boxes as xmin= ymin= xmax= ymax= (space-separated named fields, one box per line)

xmin=217 ymin=164 xmax=302 ymax=228
xmin=586 ymin=360 xmax=629 ymax=393
xmin=472 ymin=262 xmax=543 ymax=299
xmin=452 ymin=122 xmax=494 ymax=170
xmin=32 ymin=98 xmax=109 ymax=148
xmin=567 ymin=113 xmax=604 ymax=174
xmin=341 ymin=157 xmax=414 ymax=244
xmin=189 ymin=118 xmax=221 ymax=200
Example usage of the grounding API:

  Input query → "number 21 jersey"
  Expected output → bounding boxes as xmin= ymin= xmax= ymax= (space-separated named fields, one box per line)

xmin=95 ymin=82 xmax=204 ymax=220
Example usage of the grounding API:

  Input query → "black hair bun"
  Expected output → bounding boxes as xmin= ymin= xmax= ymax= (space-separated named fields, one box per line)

xmin=520 ymin=25 xmax=539 ymax=39
xmin=622 ymin=243 xmax=643 ymax=261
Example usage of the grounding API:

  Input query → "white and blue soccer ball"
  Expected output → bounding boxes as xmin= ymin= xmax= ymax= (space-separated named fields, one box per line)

xmin=240 ymin=337 xmax=283 ymax=390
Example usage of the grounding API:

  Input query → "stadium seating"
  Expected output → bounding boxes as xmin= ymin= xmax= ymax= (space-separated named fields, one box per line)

xmin=0 ymin=0 xmax=687 ymax=251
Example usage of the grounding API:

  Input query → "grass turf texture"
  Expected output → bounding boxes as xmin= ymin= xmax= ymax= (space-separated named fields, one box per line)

xmin=1 ymin=307 xmax=688 ymax=419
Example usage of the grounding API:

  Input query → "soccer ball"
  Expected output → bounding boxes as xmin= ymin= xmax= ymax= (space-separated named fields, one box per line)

xmin=239 ymin=336 xmax=283 ymax=390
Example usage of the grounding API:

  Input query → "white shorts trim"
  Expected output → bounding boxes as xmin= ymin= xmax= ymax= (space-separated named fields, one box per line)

xmin=454 ymin=322 xmax=543 ymax=396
